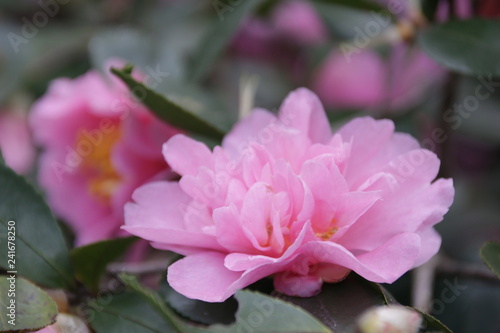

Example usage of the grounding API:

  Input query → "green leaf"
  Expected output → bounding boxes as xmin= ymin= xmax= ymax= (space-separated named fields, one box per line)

xmin=187 ymin=0 xmax=264 ymax=82
xmin=118 ymin=273 xmax=185 ymax=333
xmin=120 ymin=274 xmax=330 ymax=333
xmin=276 ymin=274 xmax=387 ymax=331
xmin=0 ymin=149 xmax=4 ymax=165
xmin=418 ymin=19 xmax=500 ymax=76
xmin=414 ymin=308 xmax=454 ymax=333
xmin=160 ymin=280 xmax=238 ymax=325
xmin=71 ymin=237 xmax=138 ymax=292
xmin=0 ymin=276 xmax=58 ymax=331
xmin=0 ymin=164 xmax=74 ymax=289
xmin=312 ymin=0 xmax=389 ymax=13
xmin=480 ymin=241 xmax=500 ymax=279
xmin=111 ymin=66 xmax=227 ymax=140
xmin=87 ymin=292 xmax=173 ymax=333
xmin=207 ymin=290 xmax=332 ymax=333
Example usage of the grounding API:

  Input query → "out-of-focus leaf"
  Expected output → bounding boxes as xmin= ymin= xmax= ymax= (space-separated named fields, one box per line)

xmin=89 ymin=27 xmax=154 ymax=73
xmin=87 ymin=292 xmax=173 ymax=333
xmin=276 ymin=274 xmax=387 ymax=331
xmin=480 ymin=241 xmax=500 ymax=278
xmin=421 ymin=0 xmax=440 ymax=21
xmin=71 ymin=237 xmax=138 ymax=293
xmin=160 ymin=278 xmax=238 ymax=325
xmin=118 ymin=273 xmax=185 ymax=332
xmin=418 ymin=19 xmax=500 ymax=76
xmin=0 ymin=277 xmax=58 ymax=331
xmin=0 ymin=23 xmax=28 ymax=103
xmin=111 ymin=66 xmax=227 ymax=140
xmin=0 ymin=164 xmax=74 ymax=289
xmin=187 ymin=0 xmax=264 ymax=82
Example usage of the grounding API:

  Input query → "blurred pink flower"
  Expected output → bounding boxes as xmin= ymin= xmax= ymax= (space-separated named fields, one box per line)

xmin=124 ymin=88 xmax=454 ymax=302
xmin=272 ymin=0 xmax=327 ymax=45
xmin=0 ymin=109 xmax=35 ymax=174
xmin=30 ymin=65 xmax=181 ymax=246
xmin=312 ymin=44 xmax=445 ymax=112
xmin=230 ymin=0 xmax=326 ymax=79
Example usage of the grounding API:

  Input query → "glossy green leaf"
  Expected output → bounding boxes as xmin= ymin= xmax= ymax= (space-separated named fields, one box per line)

xmin=119 ymin=273 xmax=185 ymax=332
xmin=0 ymin=277 xmax=58 ymax=331
xmin=87 ymin=292 xmax=173 ymax=333
xmin=71 ymin=237 xmax=138 ymax=292
xmin=207 ymin=290 xmax=332 ymax=333
xmin=480 ymin=241 xmax=500 ymax=279
xmin=187 ymin=0 xmax=263 ymax=82
xmin=276 ymin=274 xmax=387 ymax=331
xmin=0 ymin=164 xmax=74 ymax=289
xmin=418 ymin=19 xmax=500 ymax=76
xmin=111 ymin=66 xmax=226 ymax=140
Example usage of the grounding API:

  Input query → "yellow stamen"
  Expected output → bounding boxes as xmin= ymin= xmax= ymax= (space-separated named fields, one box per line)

xmin=76 ymin=127 xmax=121 ymax=204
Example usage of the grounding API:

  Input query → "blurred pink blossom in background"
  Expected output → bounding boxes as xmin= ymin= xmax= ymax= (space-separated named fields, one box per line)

xmin=30 ymin=63 xmax=181 ymax=246
xmin=0 ymin=109 xmax=35 ymax=174
xmin=312 ymin=44 xmax=445 ymax=112
xmin=124 ymin=88 xmax=454 ymax=302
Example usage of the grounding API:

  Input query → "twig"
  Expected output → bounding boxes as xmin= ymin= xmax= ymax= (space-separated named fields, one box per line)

xmin=412 ymin=254 xmax=440 ymax=312
xmin=437 ymin=255 xmax=499 ymax=284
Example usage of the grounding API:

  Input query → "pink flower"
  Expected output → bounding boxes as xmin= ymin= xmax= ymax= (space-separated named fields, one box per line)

xmin=30 ymin=65 xmax=181 ymax=246
xmin=0 ymin=109 xmax=35 ymax=174
xmin=312 ymin=44 xmax=445 ymax=112
xmin=124 ymin=88 xmax=454 ymax=302
xmin=272 ymin=0 xmax=328 ymax=46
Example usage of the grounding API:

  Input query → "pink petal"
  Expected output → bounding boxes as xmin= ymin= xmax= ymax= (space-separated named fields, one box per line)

xmin=413 ymin=228 xmax=441 ymax=267
xmin=163 ymin=134 xmax=212 ymax=176
xmin=278 ymin=88 xmax=331 ymax=144
xmin=168 ymin=252 xmax=243 ymax=302
xmin=301 ymin=232 xmax=421 ymax=283
xmin=274 ymin=272 xmax=323 ymax=297
xmin=223 ymin=108 xmax=277 ymax=156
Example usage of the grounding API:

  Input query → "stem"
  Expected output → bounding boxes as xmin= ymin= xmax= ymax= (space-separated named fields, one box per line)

xmin=437 ymin=256 xmax=499 ymax=284
xmin=412 ymin=255 xmax=439 ymax=312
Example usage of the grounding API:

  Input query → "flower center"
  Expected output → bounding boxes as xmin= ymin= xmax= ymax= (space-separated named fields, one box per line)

xmin=76 ymin=127 xmax=122 ymax=205
xmin=314 ymin=218 xmax=339 ymax=241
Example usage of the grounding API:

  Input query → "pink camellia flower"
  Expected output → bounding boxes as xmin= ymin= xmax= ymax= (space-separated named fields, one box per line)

xmin=0 ymin=109 xmax=35 ymax=174
xmin=312 ymin=44 xmax=445 ymax=112
xmin=124 ymin=88 xmax=454 ymax=302
xmin=30 ymin=65 xmax=181 ymax=246
xmin=271 ymin=0 xmax=328 ymax=46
